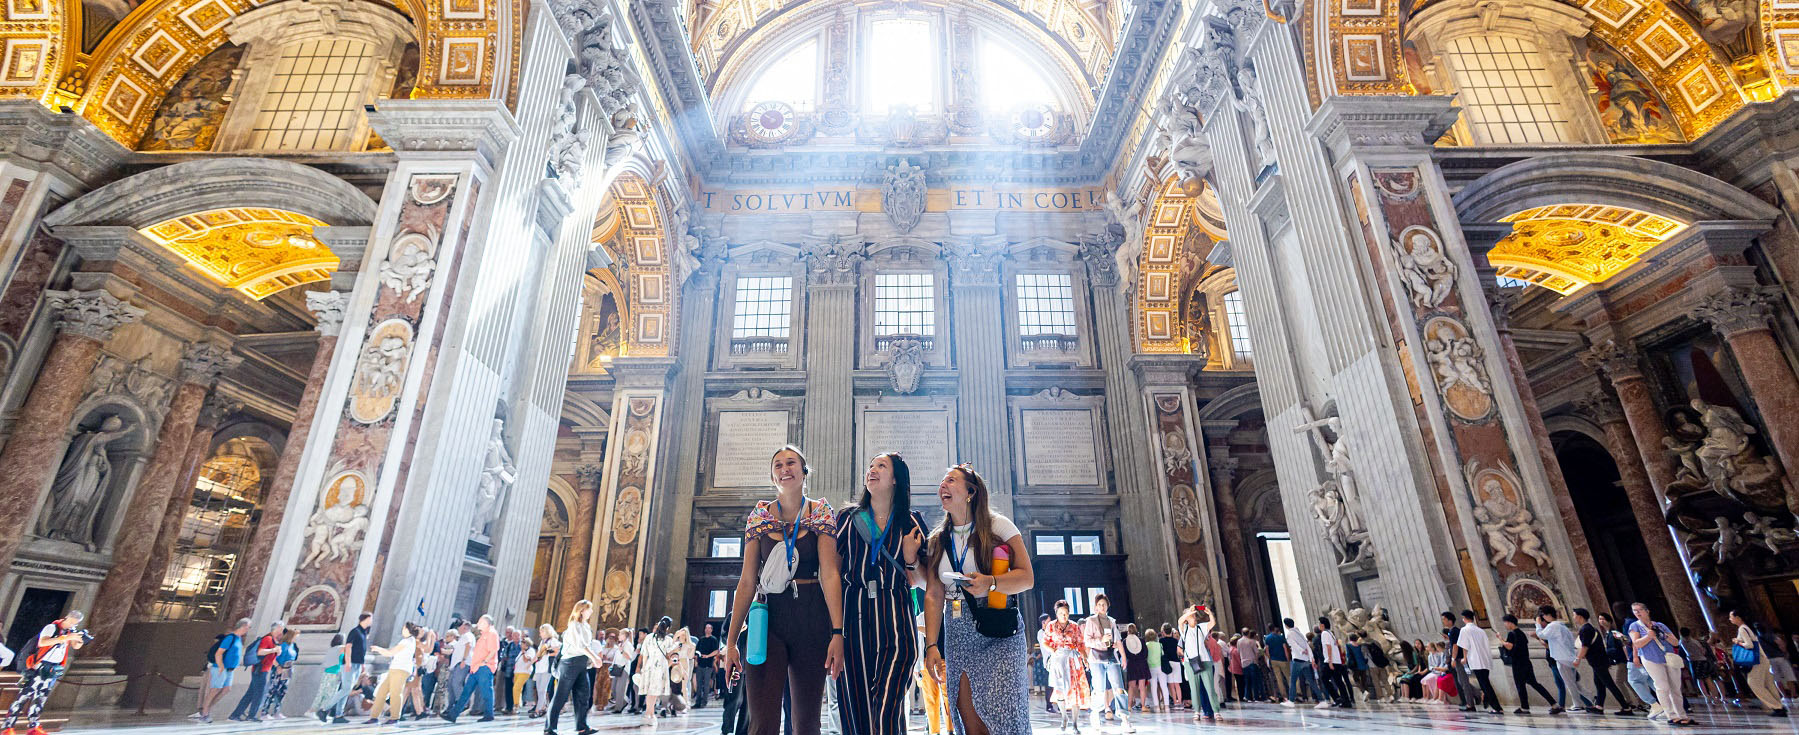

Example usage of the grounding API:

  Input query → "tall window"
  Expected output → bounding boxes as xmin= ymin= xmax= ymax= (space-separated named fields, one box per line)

xmin=866 ymin=19 xmax=935 ymax=112
xmin=248 ymin=38 xmax=376 ymax=150
xmin=742 ymin=40 xmax=819 ymax=112
xmin=153 ymin=440 xmax=266 ymax=621
xmin=731 ymin=276 xmax=793 ymax=352
xmin=874 ymin=272 xmax=935 ymax=338
xmin=1223 ymin=290 xmax=1252 ymax=360
xmin=1017 ymin=272 xmax=1077 ymax=352
xmin=1444 ymin=35 xmax=1571 ymax=145
xmin=980 ymin=38 xmax=1057 ymax=112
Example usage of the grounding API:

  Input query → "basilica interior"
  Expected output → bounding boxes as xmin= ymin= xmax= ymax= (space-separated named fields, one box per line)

xmin=0 ymin=0 xmax=1798 ymax=719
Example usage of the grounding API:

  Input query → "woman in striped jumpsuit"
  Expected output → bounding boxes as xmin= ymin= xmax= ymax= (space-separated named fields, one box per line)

xmin=836 ymin=452 xmax=927 ymax=735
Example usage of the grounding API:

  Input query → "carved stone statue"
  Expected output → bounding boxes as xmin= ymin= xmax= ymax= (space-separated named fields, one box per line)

xmin=357 ymin=335 xmax=409 ymax=400
xmin=1369 ymin=607 xmax=1404 ymax=659
xmin=1743 ymin=512 xmax=1796 ymax=553
xmin=1472 ymin=479 xmax=1549 ymax=568
xmin=39 ymin=415 xmax=130 ymax=546
xmin=1395 ymin=229 xmax=1456 ymax=309
xmin=886 ymin=338 xmax=924 ymax=394
xmin=470 ymin=417 xmax=518 ymax=537
xmin=1423 ymin=321 xmax=1490 ymax=396
xmin=378 ymin=235 xmax=436 ymax=302
xmin=1233 ymin=63 xmax=1276 ymax=172
xmin=1153 ymin=99 xmax=1214 ymax=186
xmin=1309 ymin=479 xmax=1353 ymax=562
xmin=547 ymin=72 xmax=591 ymax=183
xmin=301 ymin=474 xmax=371 ymax=568
xmin=1295 ymin=411 xmax=1367 ymax=543
xmin=882 ymin=160 xmax=927 ymax=233
xmin=1663 ymin=399 xmax=1786 ymax=508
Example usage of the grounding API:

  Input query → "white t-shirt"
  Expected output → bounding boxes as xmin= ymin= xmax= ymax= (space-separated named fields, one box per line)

xmin=1285 ymin=627 xmax=1313 ymax=662
xmin=386 ymin=637 xmax=418 ymax=673
xmin=1319 ymin=629 xmax=1344 ymax=665
xmin=1182 ymin=620 xmax=1216 ymax=662
xmin=1458 ymin=623 xmax=1494 ymax=670
xmin=35 ymin=624 xmax=67 ymax=665
xmin=936 ymin=514 xmax=1021 ymax=584
xmin=515 ymin=647 xmax=536 ymax=674
xmin=1540 ymin=620 xmax=1578 ymax=662
xmin=611 ymin=640 xmax=635 ymax=667
xmin=449 ymin=632 xmax=474 ymax=668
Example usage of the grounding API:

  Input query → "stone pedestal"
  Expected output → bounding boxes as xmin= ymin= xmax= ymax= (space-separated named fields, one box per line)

xmin=221 ymin=290 xmax=344 ymax=623
xmin=0 ymin=290 xmax=144 ymax=573
xmin=1580 ymin=341 xmax=1708 ymax=627
xmin=89 ymin=341 xmax=237 ymax=660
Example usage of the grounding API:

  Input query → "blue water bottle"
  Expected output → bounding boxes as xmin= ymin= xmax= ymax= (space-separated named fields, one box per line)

xmin=746 ymin=600 xmax=769 ymax=665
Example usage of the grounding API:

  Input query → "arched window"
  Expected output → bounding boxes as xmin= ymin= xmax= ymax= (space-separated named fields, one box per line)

xmin=1442 ymin=35 xmax=1571 ymax=144
xmin=1223 ymin=290 xmax=1252 ymax=360
xmin=866 ymin=18 xmax=936 ymax=112
xmin=152 ymin=436 xmax=274 ymax=621
xmin=980 ymin=36 xmax=1057 ymax=113
xmin=741 ymin=39 xmax=819 ymax=112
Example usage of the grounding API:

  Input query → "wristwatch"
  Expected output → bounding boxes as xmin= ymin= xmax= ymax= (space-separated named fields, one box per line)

xmin=830 ymin=627 xmax=844 ymax=637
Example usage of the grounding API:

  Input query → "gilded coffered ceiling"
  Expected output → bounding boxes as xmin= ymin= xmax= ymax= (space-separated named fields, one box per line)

xmin=604 ymin=172 xmax=676 ymax=358
xmin=139 ymin=207 xmax=340 ymax=299
xmin=1136 ymin=176 xmax=1220 ymax=353
xmin=1488 ymin=203 xmax=1688 ymax=295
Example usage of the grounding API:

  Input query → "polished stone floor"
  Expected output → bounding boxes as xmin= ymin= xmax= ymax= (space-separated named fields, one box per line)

xmin=49 ymin=698 xmax=1799 ymax=735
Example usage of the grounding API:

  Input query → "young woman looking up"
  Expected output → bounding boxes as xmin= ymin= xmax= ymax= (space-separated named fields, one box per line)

xmin=723 ymin=445 xmax=845 ymax=735
xmin=835 ymin=452 xmax=927 ymax=735
xmin=922 ymin=465 xmax=1035 ymax=735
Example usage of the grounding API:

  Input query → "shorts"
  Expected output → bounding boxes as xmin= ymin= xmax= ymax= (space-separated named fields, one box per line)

xmin=1155 ymin=669 xmax=1182 ymax=685
xmin=209 ymin=664 xmax=236 ymax=689
xmin=1770 ymin=657 xmax=1796 ymax=684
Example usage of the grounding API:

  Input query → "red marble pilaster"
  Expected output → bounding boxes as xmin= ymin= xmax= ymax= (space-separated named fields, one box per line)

xmin=1580 ymin=341 xmax=1707 ymax=627
xmin=1694 ymin=288 xmax=1799 ymax=495
xmin=1207 ymin=450 xmax=1255 ymax=628
xmin=1578 ymin=395 xmax=1700 ymax=625
xmin=222 ymin=292 xmax=344 ymax=623
xmin=89 ymin=342 xmax=237 ymax=658
xmin=0 ymin=290 xmax=144 ymax=574
xmin=560 ymin=465 xmax=599 ymax=619
xmin=130 ymin=393 xmax=237 ymax=621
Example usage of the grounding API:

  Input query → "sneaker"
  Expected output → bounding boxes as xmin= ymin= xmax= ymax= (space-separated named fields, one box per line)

xmin=1569 ymin=706 xmax=1587 ymax=713
xmin=187 ymin=712 xmax=205 ymax=720
xmin=317 ymin=710 xmax=329 ymax=723
xmin=1550 ymin=706 xmax=1565 ymax=714
xmin=1315 ymin=702 xmax=1331 ymax=710
xmin=364 ymin=718 xmax=381 ymax=725
xmin=1613 ymin=709 xmax=1632 ymax=715
xmin=333 ymin=716 xmax=350 ymax=724
xmin=27 ymin=728 xmax=49 ymax=735
xmin=1281 ymin=700 xmax=1295 ymax=708
xmin=1772 ymin=710 xmax=1789 ymax=718
xmin=383 ymin=719 xmax=399 ymax=725
xmin=2 ymin=727 xmax=16 ymax=735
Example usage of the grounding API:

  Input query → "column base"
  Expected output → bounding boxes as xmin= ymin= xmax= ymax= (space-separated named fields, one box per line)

xmin=46 ymin=658 xmax=130 ymax=710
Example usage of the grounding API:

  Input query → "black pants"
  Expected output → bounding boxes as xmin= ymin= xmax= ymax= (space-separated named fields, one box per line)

xmin=1587 ymin=661 xmax=1630 ymax=708
xmin=547 ymin=655 xmax=593 ymax=733
xmin=1321 ymin=664 xmax=1353 ymax=707
xmin=721 ymin=673 xmax=749 ymax=735
xmin=1510 ymin=664 xmax=1556 ymax=709
xmin=498 ymin=659 xmax=516 ymax=713
xmin=1470 ymin=669 xmax=1501 ymax=712
xmin=745 ymin=585 xmax=830 ymax=735
xmin=695 ymin=665 xmax=715 ymax=708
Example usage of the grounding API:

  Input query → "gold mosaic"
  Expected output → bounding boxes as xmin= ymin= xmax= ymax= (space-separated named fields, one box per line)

xmin=1489 ymin=204 xmax=1687 ymax=295
xmin=138 ymin=207 xmax=340 ymax=300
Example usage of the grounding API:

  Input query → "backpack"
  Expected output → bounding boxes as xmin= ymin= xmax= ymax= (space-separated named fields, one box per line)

xmin=15 ymin=632 xmax=42 ymax=672
xmin=204 ymin=633 xmax=231 ymax=668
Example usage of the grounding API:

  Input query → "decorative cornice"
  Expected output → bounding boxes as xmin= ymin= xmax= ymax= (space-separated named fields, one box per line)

xmin=0 ymin=101 xmax=132 ymax=187
xmin=1577 ymin=339 xmax=1643 ymax=382
xmin=179 ymin=341 xmax=242 ymax=385
xmin=1691 ymin=285 xmax=1779 ymax=338
xmin=1307 ymin=95 xmax=1462 ymax=162
xmin=943 ymin=241 xmax=1006 ymax=287
xmin=1078 ymin=229 xmax=1123 ymax=288
xmin=44 ymin=289 xmax=145 ymax=343
xmin=307 ymin=290 xmax=350 ymax=337
xmin=800 ymin=237 xmax=866 ymax=286
xmin=1571 ymin=393 xmax=1625 ymax=426
xmin=365 ymin=99 xmax=522 ymax=170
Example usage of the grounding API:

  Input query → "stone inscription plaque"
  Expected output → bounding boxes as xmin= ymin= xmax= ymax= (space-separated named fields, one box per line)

xmin=1020 ymin=408 xmax=1100 ymax=486
xmin=712 ymin=410 xmax=790 ymax=487
xmin=860 ymin=409 xmax=952 ymax=481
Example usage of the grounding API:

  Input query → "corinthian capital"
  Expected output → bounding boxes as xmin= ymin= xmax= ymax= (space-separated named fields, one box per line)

xmin=1571 ymin=393 xmax=1624 ymax=426
xmin=1079 ymin=229 xmax=1124 ymax=288
xmin=307 ymin=290 xmax=351 ymax=337
xmin=197 ymin=392 xmax=242 ymax=429
xmin=179 ymin=341 xmax=242 ymax=385
xmin=800 ymin=236 xmax=865 ymax=286
xmin=575 ymin=464 xmax=602 ymax=487
xmin=1692 ymin=286 xmax=1779 ymax=338
xmin=1578 ymin=339 xmax=1643 ymax=382
xmin=942 ymin=241 xmax=1005 ymax=287
xmin=45 ymin=289 xmax=146 ymax=343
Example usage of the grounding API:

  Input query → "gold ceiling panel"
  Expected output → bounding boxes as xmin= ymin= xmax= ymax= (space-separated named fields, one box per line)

xmin=1489 ymin=204 xmax=1687 ymax=295
xmin=138 ymin=207 xmax=339 ymax=300
xmin=1135 ymin=176 xmax=1203 ymax=354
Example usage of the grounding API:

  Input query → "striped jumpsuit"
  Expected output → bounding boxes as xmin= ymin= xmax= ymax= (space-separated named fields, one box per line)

xmin=834 ymin=508 xmax=924 ymax=735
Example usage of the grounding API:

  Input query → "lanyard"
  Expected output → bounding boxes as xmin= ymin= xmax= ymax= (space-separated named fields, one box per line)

xmin=865 ymin=510 xmax=892 ymax=573
xmin=774 ymin=497 xmax=806 ymax=569
xmin=948 ymin=530 xmax=970 ymax=573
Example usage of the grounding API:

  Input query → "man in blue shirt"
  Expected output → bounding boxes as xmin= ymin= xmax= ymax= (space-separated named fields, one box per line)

xmin=1264 ymin=624 xmax=1291 ymax=703
xmin=1345 ymin=633 xmax=1370 ymax=703
xmin=194 ymin=618 xmax=249 ymax=723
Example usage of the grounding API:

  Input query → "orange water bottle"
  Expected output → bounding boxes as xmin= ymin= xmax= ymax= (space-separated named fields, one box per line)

xmin=988 ymin=546 xmax=1010 ymax=607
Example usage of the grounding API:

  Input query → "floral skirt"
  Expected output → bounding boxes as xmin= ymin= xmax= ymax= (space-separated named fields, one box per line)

xmin=943 ymin=608 xmax=1031 ymax=735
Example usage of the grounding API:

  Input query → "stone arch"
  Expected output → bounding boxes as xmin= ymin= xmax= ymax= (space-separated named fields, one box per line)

xmin=602 ymin=171 xmax=677 ymax=357
xmin=44 ymin=158 xmax=377 ymax=228
xmin=1134 ymin=176 xmax=1213 ymax=354
xmin=1197 ymin=381 xmax=1260 ymax=421
xmin=1455 ymin=153 xmax=1780 ymax=224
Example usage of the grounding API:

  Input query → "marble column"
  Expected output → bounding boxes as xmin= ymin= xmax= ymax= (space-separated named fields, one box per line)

xmin=1083 ymin=235 xmax=1173 ymax=620
xmin=800 ymin=239 xmax=862 ymax=491
xmin=222 ymin=289 xmax=347 ymax=623
xmin=1579 ymin=340 xmax=1707 ymax=627
xmin=946 ymin=241 xmax=1012 ymax=508
xmin=562 ymin=464 xmax=600 ymax=619
xmin=1571 ymin=392 xmax=1698 ymax=621
xmin=131 ymin=392 xmax=240 ymax=621
xmin=1693 ymin=286 xmax=1799 ymax=482
xmin=0 ymin=290 xmax=145 ymax=573
xmin=651 ymin=243 xmax=725 ymax=616
xmin=1480 ymin=278 xmax=1607 ymax=609
xmin=1203 ymin=437 xmax=1254 ymax=628
xmin=89 ymin=340 xmax=240 ymax=659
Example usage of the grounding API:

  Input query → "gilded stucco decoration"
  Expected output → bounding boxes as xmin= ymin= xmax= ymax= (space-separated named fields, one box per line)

xmin=4 ymin=0 xmax=515 ymax=147
xmin=138 ymin=207 xmax=341 ymax=299
xmin=1135 ymin=176 xmax=1216 ymax=353
xmin=604 ymin=173 xmax=676 ymax=357
xmin=1488 ymin=204 xmax=1688 ymax=294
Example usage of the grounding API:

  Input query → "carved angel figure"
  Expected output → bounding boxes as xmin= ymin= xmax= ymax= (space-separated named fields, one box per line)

xmin=1160 ymin=430 xmax=1194 ymax=477
xmin=1309 ymin=479 xmax=1354 ymax=562
xmin=1711 ymin=515 xmax=1741 ymax=561
xmin=548 ymin=73 xmax=590 ymax=182
xmin=1396 ymin=230 xmax=1456 ymax=309
xmin=1153 ymin=99 xmax=1214 ymax=185
xmin=1743 ymin=512 xmax=1796 ymax=553
xmin=379 ymin=238 xmax=436 ymax=302
xmin=1233 ymin=64 xmax=1276 ymax=172
xmin=1423 ymin=323 xmax=1490 ymax=396
xmin=302 ymin=485 xmax=371 ymax=569
xmin=1103 ymin=190 xmax=1147 ymax=285
xmin=357 ymin=336 xmax=408 ymax=399
xmin=1473 ymin=480 xmax=1549 ymax=568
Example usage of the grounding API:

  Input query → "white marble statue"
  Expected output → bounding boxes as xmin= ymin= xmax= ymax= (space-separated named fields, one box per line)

xmin=357 ymin=335 xmax=408 ymax=399
xmin=379 ymin=237 xmax=436 ymax=302
xmin=38 ymin=415 xmax=130 ymax=546
xmin=301 ymin=479 xmax=371 ymax=568
xmin=1153 ymin=100 xmax=1214 ymax=185
xmin=470 ymin=417 xmax=518 ymax=537
xmin=1233 ymin=64 xmax=1276 ymax=172
xmin=1743 ymin=512 xmax=1795 ymax=553
xmin=1309 ymin=479 xmax=1353 ymax=562
xmin=1103 ymin=190 xmax=1147 ymax=286
xmin=1396 ymin=230 xmax=1456 ymax=309
xmin=1472 ymin=478 xmax=1549 ymax=568
xmin=1295 ymin=412 xmax=1366 ymax=540
xmin=1694 ymin=399 xmax=1753 ymax=489
xmin=1423 ymin=322 xmax=1490 ymax=396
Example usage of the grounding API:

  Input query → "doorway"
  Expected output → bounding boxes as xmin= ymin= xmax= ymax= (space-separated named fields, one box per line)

xmin=1553 ymin=430 xmax=1665 ymax=617
xmin=6 ymin=588 xmax=72 ymax=655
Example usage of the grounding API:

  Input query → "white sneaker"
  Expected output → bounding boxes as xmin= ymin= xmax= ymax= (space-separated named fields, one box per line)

xmin=187 ymin=712 xmax=205 ymax=720
xmin=1281 ymin=701 xmax=1295 ymax=708
xmin=1315 ymin=702 xmax=1331 ymax=710
xmin=1121 ymin=715 xmax=1135 ymax=734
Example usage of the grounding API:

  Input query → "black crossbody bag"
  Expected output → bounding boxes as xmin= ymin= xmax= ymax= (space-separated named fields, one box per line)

xmin=960 ymin=588 xmax=1020 ymax=639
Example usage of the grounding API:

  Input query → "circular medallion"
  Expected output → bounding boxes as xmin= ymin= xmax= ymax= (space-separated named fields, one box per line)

xmin=612 ymin=485 xmax=644 ymax=544
xmin=1171 ymin=484 xmax=1203 ymax=544
xmin=1011 ymin=104 xmax=1058 ymax=141
xmin=744 ymin=101 xmax=799 ymax=144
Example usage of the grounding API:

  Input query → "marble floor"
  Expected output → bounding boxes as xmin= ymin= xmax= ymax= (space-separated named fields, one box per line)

xmin=46 ymin=699 xmax=1799 ymax=735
